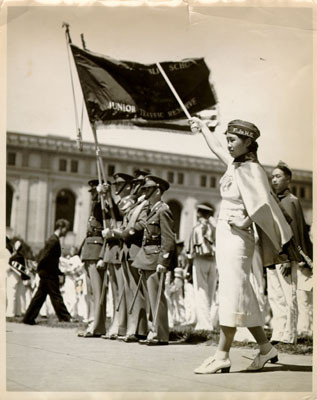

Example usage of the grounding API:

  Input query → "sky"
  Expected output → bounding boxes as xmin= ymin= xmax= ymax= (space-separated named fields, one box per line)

xmin=5 ymin=4 xmax=314 ymax=170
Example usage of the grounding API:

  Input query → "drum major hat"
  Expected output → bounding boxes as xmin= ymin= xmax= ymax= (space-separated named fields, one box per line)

xmin=143 ymin=175 xmax=170 ymax=192
xmin=226 ymin=120 xmax=260 ymax=141
xmin=196 ymin=204 xmax=213 ymax=214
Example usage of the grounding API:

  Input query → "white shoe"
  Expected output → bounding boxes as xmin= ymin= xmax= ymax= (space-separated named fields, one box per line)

xmin=246 ymin=347 xmax=278 ymax=371
xmin=194 ymin=357 xmax=231 ymax=374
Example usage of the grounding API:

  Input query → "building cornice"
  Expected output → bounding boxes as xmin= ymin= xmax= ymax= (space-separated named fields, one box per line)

xmin=7 ymin=131 xmax=312 ymax=180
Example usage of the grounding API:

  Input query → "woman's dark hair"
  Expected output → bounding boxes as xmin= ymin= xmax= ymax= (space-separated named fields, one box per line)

xmin=247 ymin=140 xmax=258 ymax=153
xmin=237 ymin=134 xmax=259 ymax=153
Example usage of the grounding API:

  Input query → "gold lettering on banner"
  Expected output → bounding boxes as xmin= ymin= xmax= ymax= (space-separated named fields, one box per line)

xmin=148 ymin=67 xmax=160 ymax=75
xmin=147 ymin=62 xmax=194 ymax=75
xmin=169 ymin=61 xmax=194 ymax=72
xmin=139 ymin=109 xmax=165 ymax=119
xmin=167 ymin=97 xmax=197 ymax=117
xmin=108 ymin=101 xmax=136 ymax=113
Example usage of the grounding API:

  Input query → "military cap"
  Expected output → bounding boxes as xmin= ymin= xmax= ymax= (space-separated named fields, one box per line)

xmin=226 ymin=120 xmax=260 ymax=141
xmin=112 ymin=173 xmax=134 ymax=184
xmin=132 ymin=169 xmax=150 ymax=184
xmin=196 ymin=204 xmax=213 ymax=214
xmin=275 ymin=160 xmax=292 ymax=179
xmin=88 ymin=179 xmax=100 ymax=187
xmin=143 ymin=175 xmax=170 ymax=192
xmin=88 ymin=179 xmax=104 ymax=192
xmin=134 ymin=169 xmax=151 ymax=179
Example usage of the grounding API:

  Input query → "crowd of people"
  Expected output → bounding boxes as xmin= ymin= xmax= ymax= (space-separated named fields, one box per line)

xmin=6 ymin=118 xmax=313 ymax=374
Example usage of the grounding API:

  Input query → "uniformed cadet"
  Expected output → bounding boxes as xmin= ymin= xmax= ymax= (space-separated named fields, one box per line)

xmin=187 ymin=204 xmax=217 ymax=330
xmin=117 ymin=169 xmax=150 ymax=342
xmin=268 ymin=161 xmax=313 ymax=343
xmin=78 ymin=179 xmax=106 ymax=337
xmin=133 ymin=175 xmax=176 ymax=346
xmin=101 ymin=173 xmax=133 ymax=339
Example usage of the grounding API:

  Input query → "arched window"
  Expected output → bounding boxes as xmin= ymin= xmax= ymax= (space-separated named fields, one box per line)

xmin=6 ymin=183 xmax=13 ymax=227
xmin=55 ymin=189 xmax=75 ymax=231
xmin=167 ymin=200 xmax=182 ymax=238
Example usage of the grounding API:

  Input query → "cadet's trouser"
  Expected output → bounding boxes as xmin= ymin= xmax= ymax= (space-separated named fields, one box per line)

xmin=86 ymin=262 xmax=107 ymax=335
xmin=297 ymin=289 xmax=313 ymax=336
xmin=192 ymin=256 xmax=217 ymax=330
xmin=143 ymin=269 xmax=169 ymax=342
xmin=108 ymin=263 xmax=127 ymax=336
xmin=296 ymin=265 xmax=313 ymax=336
xmin=124 ymin=258 xmax=148 ymax=337
xmin=267 ymin=262 xmax=298 ymax=343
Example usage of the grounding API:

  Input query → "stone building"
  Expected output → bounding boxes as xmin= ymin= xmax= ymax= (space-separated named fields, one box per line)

xmin=6 ymin=131 xmax=313 ymax=255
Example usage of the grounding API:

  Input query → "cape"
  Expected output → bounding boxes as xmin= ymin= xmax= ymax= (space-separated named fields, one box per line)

xmin=279 ymin=189 xmax=312 ymax=260
xmin=233 ymin=161 xmax=293 ymax=266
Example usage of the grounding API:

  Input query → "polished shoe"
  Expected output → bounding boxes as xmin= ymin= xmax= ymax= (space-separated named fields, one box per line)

xmin=146 ymin=339 xmax=169 ymax=346
xmin=246 ymin=347 xmax=278 ymax=371
xmin=138 ymin=339 xmax=149 ymax=345
xmin=194 ymin=357 xmax=231 ymax=374
xmin=23 ymin=319 xmax=36 ymax=325
xmin=124 ymin=335 xmax=139 ymax=343
xmin=101 ymin=334 xmax=117 ymax=340
xmin=82 ymin=331 xmax=102 ymax=338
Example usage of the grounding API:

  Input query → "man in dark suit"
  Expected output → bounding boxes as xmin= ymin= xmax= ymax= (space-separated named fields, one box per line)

xmin=23 ymin=219 xmax=72 ymax=324
xmin=133 ymin=175 xmax=176 ymax=345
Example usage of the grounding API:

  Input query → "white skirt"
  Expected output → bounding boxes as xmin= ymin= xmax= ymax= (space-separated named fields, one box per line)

xmin=216 ymin=220 xmax=264 ymax=327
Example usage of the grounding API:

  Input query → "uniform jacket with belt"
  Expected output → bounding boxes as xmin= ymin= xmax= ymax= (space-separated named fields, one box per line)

xmin=121 ymin=198 xmax=149 ymax=261
xmin=132 ymin=201 xmax=176 ymax=271
xmin=81 ymin=196 xmax=104 ymax=262
xmin=101 ymin=196 xmax=124 ymax=265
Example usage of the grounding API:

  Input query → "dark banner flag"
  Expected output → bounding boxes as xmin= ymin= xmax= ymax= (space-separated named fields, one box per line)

xmin=70 ymin=44 xmax=218 ymax=132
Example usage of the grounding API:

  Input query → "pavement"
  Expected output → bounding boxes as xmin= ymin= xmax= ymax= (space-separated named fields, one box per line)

xmin=5 ymin=322 xmax=313 ymax=394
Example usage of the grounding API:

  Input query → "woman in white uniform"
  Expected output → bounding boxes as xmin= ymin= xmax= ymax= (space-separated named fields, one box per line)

xmin=189 ymin=118 xmax=293 ymax=374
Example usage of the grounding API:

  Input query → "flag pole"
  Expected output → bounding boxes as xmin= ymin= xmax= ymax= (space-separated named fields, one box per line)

xmin=91 ymin=124 xmax=117 ymax=229
xmin=156 ymin=62 xmax=192 ymax=120
xmin=62 ymin=22 xmax=83 ymax=152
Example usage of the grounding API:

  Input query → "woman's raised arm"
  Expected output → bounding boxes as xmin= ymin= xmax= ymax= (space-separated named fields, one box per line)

xmin=189 ymin=117 xmax=231 ymax=166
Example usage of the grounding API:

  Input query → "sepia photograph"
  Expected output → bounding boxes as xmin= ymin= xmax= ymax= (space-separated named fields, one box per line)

xmin=2 ymin=1 xmax=314 ymax=398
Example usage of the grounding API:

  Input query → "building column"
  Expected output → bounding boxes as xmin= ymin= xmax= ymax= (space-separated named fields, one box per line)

xmin=180 ymin=196 xmax=197 ymax=245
